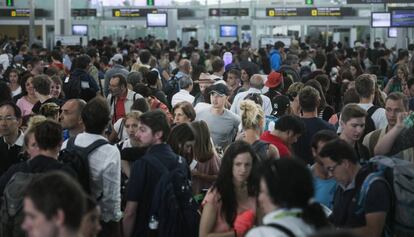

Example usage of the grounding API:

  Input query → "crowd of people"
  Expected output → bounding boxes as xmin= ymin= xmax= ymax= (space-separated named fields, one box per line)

xmin=0 ymin=35 xmax=413 ymax=237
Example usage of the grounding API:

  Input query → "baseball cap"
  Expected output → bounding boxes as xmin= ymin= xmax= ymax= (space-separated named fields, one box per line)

xmin=265 ymin=71 xmax=283 ymax=88
xmin=209 ymin=83 xmax=230 ymax=96
xmin=109 ymin=54 xmax=123 ymax=65
xmin=272 ymin=95 xmax=290 ymax=116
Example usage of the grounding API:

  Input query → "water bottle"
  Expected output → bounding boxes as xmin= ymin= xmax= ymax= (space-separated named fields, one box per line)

xmin=149 ymin=215 xmax=159 ymax=230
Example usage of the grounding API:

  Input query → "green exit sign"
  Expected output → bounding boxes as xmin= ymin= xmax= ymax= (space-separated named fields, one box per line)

xmin=6 ymin=0 xmax=13 ymax=6
xmin=147 ymin=0 xmax=154 ymax=6
xmin=305 ymin=0 xmax=313 ymax=5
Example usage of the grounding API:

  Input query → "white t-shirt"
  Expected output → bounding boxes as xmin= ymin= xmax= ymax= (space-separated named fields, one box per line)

xmin=113 ymin=118 xmax=128 ymax=141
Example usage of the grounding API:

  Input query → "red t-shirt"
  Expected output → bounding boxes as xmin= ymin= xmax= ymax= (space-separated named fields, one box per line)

xmin=260 ymin=131 xmax=291 ymax=158
xmin=113 ymin=95 xmax=126 ymax=123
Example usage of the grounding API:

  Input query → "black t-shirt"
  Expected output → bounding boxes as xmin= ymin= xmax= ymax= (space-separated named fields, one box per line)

xmin=126 ymin=144 xmax=178 ymax=237
xmin=292 ymin=117 xmax=336 ymax=164
xmin=330 ymin=166 xmax=391 ymax=228
xmin=0 ymin=137 xmax=23 ymax=176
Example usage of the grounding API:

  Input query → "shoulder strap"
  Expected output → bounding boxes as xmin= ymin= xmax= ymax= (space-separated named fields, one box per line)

xmin=367 ymin=105 xmax=380 ymax=117
xmin=69 ymin=135 xmax=108 ymax=157
xmin=118 ymin=119 xmax=126 ymax=140
xmin=66 ymin=136 xmax=77 ymax=150
xmin=356 ymin=171 xmax=390 ymax=214
xmin=81 ymin=139 xmax=109 ymax=156
xmin=266 ymin=223 xmax=295 ymax=237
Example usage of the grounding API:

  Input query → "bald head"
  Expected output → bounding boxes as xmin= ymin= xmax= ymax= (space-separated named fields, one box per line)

xmin=250 ymin=74 xmax=265 ymax=90
xmin=179 ymin=59 xmax=192 ymax=74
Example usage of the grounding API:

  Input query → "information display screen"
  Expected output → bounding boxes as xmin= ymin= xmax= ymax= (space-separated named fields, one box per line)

xmin=72 ymin=25 xmax=88 ymax=36
xmin=220 ymin=25 xmax=238 ymax=37
xmin=388 ymin=28 xmax=397 ymax=38
xmin=371 ymin=12 xmax=391 ymax=27
xmin=146 ymin=13 xmax=167 ymax=27
xmin=391 ymin=9 xmax=414 ymax=27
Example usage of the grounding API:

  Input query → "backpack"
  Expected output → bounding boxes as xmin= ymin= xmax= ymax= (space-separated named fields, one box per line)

xmin=356 ymin=156 xmax=414 ymax=236
xmin=58 ymin=136 xmax=108 ymax=194
xmin=63 ymin=74 xmax=82 ymax=100
xmin=143 ymin=155 xmax=200 ymax=237
xmin=164 ymin=75 xmax=180 ymax=104
xmin=63 ymin=73 xmax=97 ymax=102
xmin=361 ymin=105 xmax=380 ymax=142
xmin=251 ymin=140 xmax=270 ymax=161
xmin=0 ymin=166 xmax=39 ymax=237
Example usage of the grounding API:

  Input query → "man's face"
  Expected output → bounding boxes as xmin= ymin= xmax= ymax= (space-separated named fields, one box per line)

xmin=109 ymin=77 xmax=123 ymax=96
xmin=320 ymin=157 xmax=352 ymax=187
xmin=21 ymin=198 xmax=59 ymax=237
xmin=312 ymin=141 xmax=328 ymax=166
xmin=210 ymin=93 xmax=227 ymax=109
xmin=385 ymin=99 xmax=406 ymax=127
xmin=199 ymin=82 xmax=212 ymax=94
xmin=226 ymin=73 xmax=239 ymax=88
xmin=341 ymin=117 xmax=365 ymax=142
xmin=0 ymin=105 xmax=21 ymax=137
xmin=135 ymin=122 xmax=158 ymax=148
xmin=32 ymin=61 xmax=44 ymax=73
xmin=60 ymin=101 xmax=80 ymax=130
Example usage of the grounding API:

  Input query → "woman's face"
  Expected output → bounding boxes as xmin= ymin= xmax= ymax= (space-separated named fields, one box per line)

xmin=50 ymin=82 xmax=62 ymax=98
xmin=80 ymin=207 xmax=102 ymax=237
xmin=397 ymin=69 xmax=406 ymax=80
xmin=25 ymin=77 xmax=35 ymax=95
xmin=232 ymin=152 xmax=253 ymax=185
xmin=26 ymin=132 xmax=40 ymax=159
xmin=125 ymin=117 xmax=139 ymax=140
xmin=9 ymin=72 xmax=19 ymax=84
xmin=258 ymin=178 xmax=277 ymax=214
xmin=350 ymin=66 xmax=357 ymax=76
xmin=241 ymin=70 xmax=249 ymax=82
xmin=181 ymin=140 xmax=195 ymax=160
xmin=174 ymin=107 xmax=190 ymax=125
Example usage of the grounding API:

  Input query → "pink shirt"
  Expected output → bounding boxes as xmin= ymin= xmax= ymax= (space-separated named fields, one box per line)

xmin=16 ymin=96 xmax=35 ymax=117
xmin=192 ymin=154 xmax=221 ymax=195
xmin=202 ymin=188 xmax=256 ymax=233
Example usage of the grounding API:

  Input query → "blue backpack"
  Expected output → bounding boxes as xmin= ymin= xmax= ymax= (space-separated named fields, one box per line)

xmin=356 ymin=156 xmax=414 ymax=237
xmin=143 ymin=155 xmax=200 ymax=237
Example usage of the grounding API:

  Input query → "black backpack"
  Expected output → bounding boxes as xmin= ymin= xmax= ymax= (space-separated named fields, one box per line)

xmin=63 ymin=73 xmax=96 ymax=101
xmin=143 ymin=155 xmax=200 ymax=237
xmin=58 ymin=136 xmax=108 ymax=194
xmin=361 ymin=105 xmax=380 ymax=142
xmin=164 ymin=75 xmax=180 ymax=104
xmin=63 ymin=74 xmax=82 ymax=100
xmin=0 ymin=164 xmax=39 ymax=237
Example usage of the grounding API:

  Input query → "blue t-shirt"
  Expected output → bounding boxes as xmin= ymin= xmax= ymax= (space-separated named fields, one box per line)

xmin=313 ymin=174 xmax=336 ymax=209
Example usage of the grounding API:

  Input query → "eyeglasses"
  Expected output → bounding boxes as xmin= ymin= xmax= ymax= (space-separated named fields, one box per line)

xmin=326 ymin=163 xmax=340 ymax=173
xmin=0 ymin=116 xmax=17 ymax=122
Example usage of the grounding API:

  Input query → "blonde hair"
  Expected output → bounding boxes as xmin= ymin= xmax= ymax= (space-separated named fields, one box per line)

xmin=125 ymin=111 xmax=142 ymax=121
xmin=27 ymin=115 xmax=47 ymax=132
xmin=240 ymin=100 xmax=264 ymax=130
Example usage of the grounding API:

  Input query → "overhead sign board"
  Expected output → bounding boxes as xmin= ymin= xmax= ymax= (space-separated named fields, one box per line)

xmin=112 ymin=8 xmax=157 ymax=17
xmin=71 ymin=9 xmax=97 ymax=17
xmin=209 ymin=8 xmax=249 ymax=17
xmin=266 ymin=7 xmax=355 ymax=17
